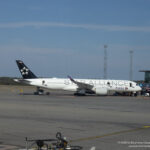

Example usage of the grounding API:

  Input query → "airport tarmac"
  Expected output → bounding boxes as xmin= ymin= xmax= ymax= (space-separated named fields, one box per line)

xmin=0 ymin=85 xmax=150 ymax=150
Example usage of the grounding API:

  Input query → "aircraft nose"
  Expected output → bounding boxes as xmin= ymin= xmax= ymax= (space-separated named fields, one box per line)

xmin=137 ymin=86 xmax=142 ymax=91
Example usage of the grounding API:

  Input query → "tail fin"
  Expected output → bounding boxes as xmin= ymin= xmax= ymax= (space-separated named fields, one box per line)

xmin=16 ymin=60 xmax=37 ymax=79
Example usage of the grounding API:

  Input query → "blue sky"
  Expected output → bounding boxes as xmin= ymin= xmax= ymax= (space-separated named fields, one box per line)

xmin=0 ymin=0 xmax=150 ymax=80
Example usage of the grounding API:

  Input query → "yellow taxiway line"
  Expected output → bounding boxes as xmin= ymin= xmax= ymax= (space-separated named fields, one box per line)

xmin=70 ymin=126 xmax=150 ymax=143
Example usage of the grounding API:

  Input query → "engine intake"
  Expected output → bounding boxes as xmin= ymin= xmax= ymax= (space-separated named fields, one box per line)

xmin=94 ymin=87 xmax=108 ymax=95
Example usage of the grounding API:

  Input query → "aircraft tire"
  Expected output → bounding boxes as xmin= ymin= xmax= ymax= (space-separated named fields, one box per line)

xmin=46 ymin=92 xmax=50 ymax=95
xmin=74 ymin=93 xmax=85 ymax=96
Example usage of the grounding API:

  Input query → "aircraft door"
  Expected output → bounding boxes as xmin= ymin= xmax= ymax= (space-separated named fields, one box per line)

xmin=42 ymin=80 xmax=47 ymax=86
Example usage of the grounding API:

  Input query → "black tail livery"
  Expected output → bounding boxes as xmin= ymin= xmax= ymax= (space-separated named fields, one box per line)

xmin=16 ymin=60 xmax=37 ymax=79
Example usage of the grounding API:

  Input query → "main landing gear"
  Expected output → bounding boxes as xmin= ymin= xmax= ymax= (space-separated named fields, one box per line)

xmin=34 ymin=87 xmax=50 ymax=95
xmin=74 ymin=92 xmax=86 ymax=96
xmin=74 ymin=90 xmax=86 ymax=96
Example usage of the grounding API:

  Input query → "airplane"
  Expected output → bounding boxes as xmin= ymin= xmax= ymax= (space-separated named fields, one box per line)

xmin=14 ymin=60 xmax=141 ymax=96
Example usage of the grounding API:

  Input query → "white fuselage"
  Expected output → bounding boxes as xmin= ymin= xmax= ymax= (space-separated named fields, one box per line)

xmin=22 ymin=78 xmax=141 ymax=95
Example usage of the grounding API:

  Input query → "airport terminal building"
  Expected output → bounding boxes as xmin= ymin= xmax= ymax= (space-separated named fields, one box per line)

xmin=139 ymin=70 xmax=150 ymax=83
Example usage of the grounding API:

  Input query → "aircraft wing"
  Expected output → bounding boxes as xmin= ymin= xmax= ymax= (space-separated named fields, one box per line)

xmin=68 ymin=76 xmax=94 ymax=90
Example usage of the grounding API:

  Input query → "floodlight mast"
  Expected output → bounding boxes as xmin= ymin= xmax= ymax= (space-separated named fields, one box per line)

xmin=129 ymin=50 xmax=133 ymax=81
xmin=104 ymin=45 xmax=108 ymax=79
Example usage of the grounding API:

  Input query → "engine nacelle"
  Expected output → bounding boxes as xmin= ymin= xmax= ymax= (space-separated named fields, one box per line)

xmin=94 ymin=87 xmax=108 ymax=95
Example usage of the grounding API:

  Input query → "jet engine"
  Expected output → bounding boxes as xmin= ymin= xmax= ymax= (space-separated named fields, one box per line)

xmin=94 ymin=87 xmax=108 ymax=95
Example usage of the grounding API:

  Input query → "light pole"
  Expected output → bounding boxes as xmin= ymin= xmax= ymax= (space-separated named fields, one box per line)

xmin=104 ymin=45 xmax=108 ymax=79
xmin=129 ymin=50 xmax=133 ymax=81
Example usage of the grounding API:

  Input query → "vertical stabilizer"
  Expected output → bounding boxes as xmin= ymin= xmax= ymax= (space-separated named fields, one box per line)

xmin=16 ymin=60 xmax=37 ymax=79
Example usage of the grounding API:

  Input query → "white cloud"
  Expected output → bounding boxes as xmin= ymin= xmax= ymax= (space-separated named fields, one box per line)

xmin=0 ymin=22 xmax=150 ymax=32
xmin=0 ymin=45 xmax=73 ymax=55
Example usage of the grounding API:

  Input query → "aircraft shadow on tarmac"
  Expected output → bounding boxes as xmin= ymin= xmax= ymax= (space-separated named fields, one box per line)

xmin=18 ymin=92 xmax=107 ymax=97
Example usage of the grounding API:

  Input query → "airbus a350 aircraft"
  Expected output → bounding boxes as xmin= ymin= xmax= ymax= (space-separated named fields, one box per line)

xmin=14 ymin=60 xmax=141 ymax=96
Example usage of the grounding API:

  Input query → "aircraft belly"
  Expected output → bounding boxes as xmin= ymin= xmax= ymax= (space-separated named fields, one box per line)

xmin=63 ymin=85 xmax=77 ymax=92
xmin=47 ymin=84 xmax=64 ymax=90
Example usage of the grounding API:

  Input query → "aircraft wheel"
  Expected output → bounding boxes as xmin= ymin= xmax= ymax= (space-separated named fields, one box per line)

xmin=74 ymin=93 xmax=85 ymax=96
xmin=34 ymin=90 xmax=44 ymax=95
xmin=46 ymin=92 xmax=50 ymax=95
xmin=34 ymin=92 xmax=39 ymax=95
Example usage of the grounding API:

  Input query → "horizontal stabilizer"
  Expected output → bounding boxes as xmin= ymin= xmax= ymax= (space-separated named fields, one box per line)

xmin=13 ymin=79 xmax=31 ymax=84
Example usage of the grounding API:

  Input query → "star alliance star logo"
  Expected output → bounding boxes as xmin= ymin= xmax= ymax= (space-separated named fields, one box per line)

xmin=21 ymin=67 xmax=29 ymax=75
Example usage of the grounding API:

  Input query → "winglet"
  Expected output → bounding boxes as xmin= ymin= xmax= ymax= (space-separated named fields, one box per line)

xmin=68 ymin=75 xmax=74 ymax=82
xmin=67 ymin=75 xmax=76 ymax=83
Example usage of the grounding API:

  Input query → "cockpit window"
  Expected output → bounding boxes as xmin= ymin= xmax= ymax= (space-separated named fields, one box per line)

xmin=130 ymin=83 xmax=132 ymax=87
